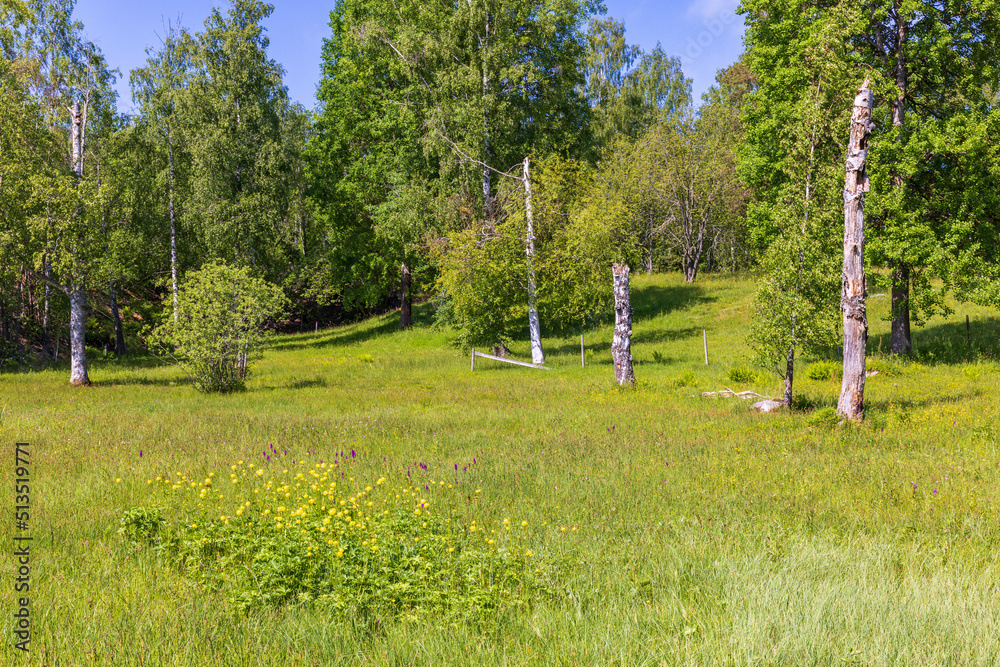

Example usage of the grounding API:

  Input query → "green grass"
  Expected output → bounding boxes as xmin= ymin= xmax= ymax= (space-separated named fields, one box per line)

xmin=3 ymin=272 xmax=1000 ymax=665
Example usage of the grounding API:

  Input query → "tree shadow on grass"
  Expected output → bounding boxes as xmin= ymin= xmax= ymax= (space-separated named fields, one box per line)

xmin=0 ymin=350 xmax=170 ymax=376
xmin=90 ymin=376 xmax=188 ymax=388
xmin=796 ymin=387 xmax=984 ymax=415
xmin=266 ymin=318 xmax=398 ymax=352
xmin=544 ymin=326 xmax=703 ymax=357
xmin=266 ymin=303 xmax=436 ymax=353
xmin=631 ymin=283 xmax=714 ymax=322
xmin=284 ymin=377 xmax=329 ymax=389
xmin=869 ymin=316 xmax=1000 ymax=364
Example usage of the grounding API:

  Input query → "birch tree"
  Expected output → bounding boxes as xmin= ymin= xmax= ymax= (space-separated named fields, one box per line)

xmin=743 ymin=5 xmax=856 ymax=406
xmin=583 ymin=17 xmax=691 ymax=154
xmin=312 ymin=0 xmax=598 ymax=335
xmin=741 ymin=0 xmax=1000 ymax=356
xmin=130 ymin=21 xmax=191 ymax=322
xmin=859 ymin=0 xmax=1000 ymax=354
xmin=183 ymin=0 xmax=303 ymax=280
xmin=11 ymin=0 xmax=118 ymax=383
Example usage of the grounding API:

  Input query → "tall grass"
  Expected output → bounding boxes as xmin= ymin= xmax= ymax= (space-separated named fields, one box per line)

xmin=2 ymin=272 xmax=1000 ymax=665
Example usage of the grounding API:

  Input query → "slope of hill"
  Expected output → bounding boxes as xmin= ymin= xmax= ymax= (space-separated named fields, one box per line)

xmin=2 ymin=273 xmax=999 ymax=664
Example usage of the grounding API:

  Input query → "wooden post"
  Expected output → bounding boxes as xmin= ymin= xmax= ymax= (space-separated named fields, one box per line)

xmin=581 ymin=333 xmax=585 ymax=367
xmin=315 ymin=321 xmax=318 ymax=333
xmin=966 ymin=315 xmax=971 ymax=348
xmin=471 ymin=348 xmax=476 ymax=372
xmin=837 ymin=77 xmax=874 ymax=421
xmin=703 ymin=329 xmax=708 ymax=365
xmin=612 ymin=263 xmax=635 ymax=386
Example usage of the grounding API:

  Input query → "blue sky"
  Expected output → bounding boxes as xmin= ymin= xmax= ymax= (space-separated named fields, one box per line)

xmin=73 ymin=0 xmax=745 ymax=114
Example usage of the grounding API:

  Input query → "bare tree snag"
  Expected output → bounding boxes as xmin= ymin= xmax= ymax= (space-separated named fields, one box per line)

xmin=837 ymin=77 xmax=874 ymax=421
xmin=524 ymin=156 xmax=544 ymax=365
xmin=612 ymin=263 xmax=635 ymax=386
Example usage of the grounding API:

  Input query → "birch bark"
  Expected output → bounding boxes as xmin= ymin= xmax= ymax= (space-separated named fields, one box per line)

xmin=524 ymin=157 xmax=544 ymax=365
xmin=67 ymin=101 xmax=90 ymax=385
xmin=611 ymin=263 xmax=635 ymax=385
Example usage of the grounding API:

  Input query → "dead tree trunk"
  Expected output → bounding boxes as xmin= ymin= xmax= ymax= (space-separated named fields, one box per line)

xmin=524 ymin=156 xmax=544 ymax=365
xmin=400 ymin=261 xmax=412 ymax=329
xmin=837 ymin=78 xmax=874 ymax=421
xmin=612 ymin=263 xmax=635 ymax=386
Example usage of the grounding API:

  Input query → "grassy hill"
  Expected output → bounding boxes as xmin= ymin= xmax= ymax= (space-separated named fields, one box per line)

xmin=3 ymin=272 xmax=1000 ymax=665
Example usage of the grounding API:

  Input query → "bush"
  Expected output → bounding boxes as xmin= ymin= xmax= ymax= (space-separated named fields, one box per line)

xmin=728 ymin=365 xmax=767 ymax=384
xmin=124 ymin=462 xmax=555 ymax=624
xmin=673 ymin=369 xmax=697 ymax=387
xmin=805 ymin=360 xmax=842 ymax=381
xmin=963 ymin=365 xmax=982 ymax=381
xmin=152 ymin=262 xmax=288 ymax=392
xmin=119 ymin=507 xmax=167 ymax=547
xmin=806 ymin=406 xmax=839 ymax=427
xmin=865 ymin=357 xmax=903 ymax=377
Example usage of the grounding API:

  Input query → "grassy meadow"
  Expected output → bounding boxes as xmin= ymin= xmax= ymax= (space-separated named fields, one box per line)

xmin=3 ymin=272 xmax=1000 ymax=665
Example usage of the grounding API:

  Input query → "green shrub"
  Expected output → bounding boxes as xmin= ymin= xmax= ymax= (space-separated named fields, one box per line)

xmin=125 ymin=463 xmax=555 ymax=624
xmin=151 ymin=262 xmax=289 ymax=392
xmin=962 ymin=365 xmax=982 ymax=381
xmin=728 ymin=365 xmax=767 ymax=384
xmin=806 ymin=407 xmax=839 ymax=427
xmin=865 ymin=357 xmax=903 ymax=377
xmin=673 ymin=369 xmax=697 ymax=387
xmin=119 ymin=507 xmax=167 ymax=547
xmin=805 ymin=360 xmax=841 ymax=381
xmin=886 ymin=402 xmax=911 ymax=427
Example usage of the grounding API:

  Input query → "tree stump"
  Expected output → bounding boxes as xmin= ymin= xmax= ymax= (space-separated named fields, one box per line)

xmin=612 ymin=263 xmax=635 ymax=386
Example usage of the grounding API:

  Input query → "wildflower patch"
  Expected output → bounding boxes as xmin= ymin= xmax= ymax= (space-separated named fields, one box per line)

xmin=122 ymin=459 xmax=556 ymax=624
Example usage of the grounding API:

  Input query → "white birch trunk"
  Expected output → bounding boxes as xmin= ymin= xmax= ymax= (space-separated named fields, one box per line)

xmin=168 ymin=124 xmax=179 ymax=322
xmin=612 ymin=263 xmax=635 ymax=385
xmin=67 ymin=100 xmax=90 ymax=385
xmin=69 ymin=102 xmax=83 ymax=176
xmin=481 ymin=11 xmax=491 ymax=208
xmin=523 ymin=157 xmax=544 ymax=365
xmin=68 ymin=287 xmax=90 ymax=385
xmin=837 ymin=78 xmax=874 ymax=420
